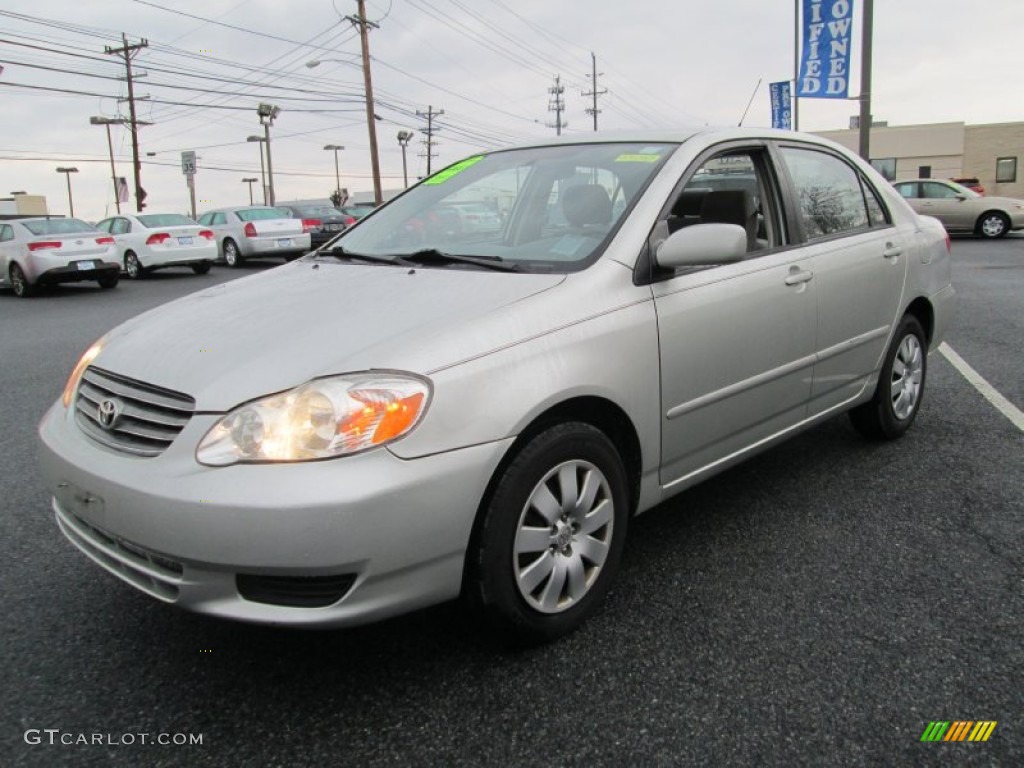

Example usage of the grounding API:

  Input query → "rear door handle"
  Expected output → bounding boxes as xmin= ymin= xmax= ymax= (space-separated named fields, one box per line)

xmin=883 ymin=243 xmax=902 ymax=260
xmin=784 ymin=269 xmax=814 ymax=286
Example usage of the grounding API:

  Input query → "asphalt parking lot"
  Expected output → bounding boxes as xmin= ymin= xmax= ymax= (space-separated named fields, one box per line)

xmin=2 ymin=239 xmax=1021 ymax=767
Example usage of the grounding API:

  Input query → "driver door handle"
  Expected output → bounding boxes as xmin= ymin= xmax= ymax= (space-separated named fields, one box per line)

xmin=784 ymin=269 xmax=814 ymax=286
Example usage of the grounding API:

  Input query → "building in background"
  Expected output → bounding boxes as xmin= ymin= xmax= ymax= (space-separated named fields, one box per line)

xmin=815 ymin=121 xmax=1023 ymax=198
xmin=0 ymin=193 xmax=49 ymax=219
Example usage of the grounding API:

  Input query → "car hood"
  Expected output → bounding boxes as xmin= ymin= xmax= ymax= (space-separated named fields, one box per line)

xmin=94 ymin=261 xmax=565 ymax=410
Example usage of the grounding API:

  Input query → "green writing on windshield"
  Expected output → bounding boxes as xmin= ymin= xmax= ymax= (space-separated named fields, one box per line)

xmin=422 ymin=155 xmax=485 ymax=185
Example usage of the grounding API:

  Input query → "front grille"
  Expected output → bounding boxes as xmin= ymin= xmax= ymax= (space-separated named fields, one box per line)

xmin=236 ymin=573 xmax=357 ymax=608
xmin=55 ymin=503 xmax=184 ymax=601
xmin=75 ymin=366 xmax=195 ymax=457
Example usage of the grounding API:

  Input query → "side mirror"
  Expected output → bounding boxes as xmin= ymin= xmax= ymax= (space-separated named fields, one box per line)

xmin=655 ymin=223 xmax=748 ymax=269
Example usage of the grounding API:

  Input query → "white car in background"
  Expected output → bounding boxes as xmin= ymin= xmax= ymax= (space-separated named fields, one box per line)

xmin=196 ymin=206 xmax=311 ymax=267
xmin=95 ymin=213 xmax=217 ymax=279
xmin=0 ymin=217 xmax=119 ymax=298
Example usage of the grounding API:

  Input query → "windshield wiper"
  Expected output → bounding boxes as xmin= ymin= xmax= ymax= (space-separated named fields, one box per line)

xmin=319 ymin=246 xmax=404 ymax=266
xmin=398 ymin=248 xmax=521 ymax=272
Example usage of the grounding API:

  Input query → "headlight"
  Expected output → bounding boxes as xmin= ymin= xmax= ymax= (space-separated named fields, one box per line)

xmin=62 ymin=337 xmax=105 ymax=408
xmin=196 ymin=373 xmax=430 ymax=466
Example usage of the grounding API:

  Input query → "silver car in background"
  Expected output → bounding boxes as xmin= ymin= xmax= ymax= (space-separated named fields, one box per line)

xmin=196 ymin=205 xmax=311 ymax=266
xmin=892 ymin=178 xmax=1024 ymax=238
xmin=1 ymin=217 xmax=119 ymax=297
xmin=95 ymin=213 xmax=218 ymax=278
xmin=39 ymin=129 xmax=954 ymax=643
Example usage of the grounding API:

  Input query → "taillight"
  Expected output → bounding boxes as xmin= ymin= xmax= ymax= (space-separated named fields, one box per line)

xmin=28 ymin=241 xmax=62 ymax=251
xmin=96 ymin=236 xmax=115 ymax=245
xmin=244 ymin=222 xmax=257 ymax=237
xmin=301 ymin=218 xmax=321 ymax=233
xmin=199 ymin=229 xmax=215 ymax=240
xmin=945 ymin=232 xmax=951 ymax=252
xmin=344 ymin=217 xmax=356 ymax=226
xmin=145 ymin=233 xmax=171 ymax=245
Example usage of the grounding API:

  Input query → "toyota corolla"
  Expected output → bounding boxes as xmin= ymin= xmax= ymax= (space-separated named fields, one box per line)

xmin=39 ymin=129 xmax=954 ymax=643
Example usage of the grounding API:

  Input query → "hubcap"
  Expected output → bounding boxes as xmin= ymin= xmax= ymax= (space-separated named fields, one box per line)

xmin=11 ymin=267 xmax=25 ymax=294
xmin=981 ymin=216 xmax=1005 ymax=237
xmin=513 ymin=460 xmax=614 ymax=614
xmin=126 ymin=255 xmax=138 ymax=277
xmin=890 ymin=333 xmax=923 ymax=420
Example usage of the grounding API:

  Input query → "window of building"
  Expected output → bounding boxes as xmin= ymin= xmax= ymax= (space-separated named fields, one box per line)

xmin=870 ymin=158 xmax=896 ymax=181
xmin=996 ymin=157 xmax=1017 ymax=183
xmin=918 ymin=165 xmax=932 ymax=179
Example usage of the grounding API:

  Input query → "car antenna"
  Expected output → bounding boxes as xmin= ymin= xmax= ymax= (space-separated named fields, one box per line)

xmin=738 ymin=78 xmax=762 ymax=127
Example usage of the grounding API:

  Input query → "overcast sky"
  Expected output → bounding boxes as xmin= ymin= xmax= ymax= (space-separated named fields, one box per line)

xmin=2 ymin=0 xmax=1022 ymax=221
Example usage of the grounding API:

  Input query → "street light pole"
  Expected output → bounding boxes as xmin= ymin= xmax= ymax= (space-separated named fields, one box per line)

xmin=247 ymin=135 xmax=267 ymax=204
xmin=257 ymin=103 xmax=280 ymax=206
xmin=397 ymin=130 xmax=412 ymax=188
xmin=90 ymin=116 xmax=122 ymax=214
xmin=324 ymin=144 xmax=344 ymax=200
xmin=242 ymin=178 xmax=258 ymax=205
xmin=56 ymin=167 xmax=79 ymax=218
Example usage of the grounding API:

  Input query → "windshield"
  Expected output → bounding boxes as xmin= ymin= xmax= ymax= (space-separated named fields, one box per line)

xmin=22 ymin=218 xmax=96 ymax=235
xmin=236 ymin=207 xmax=289 ymax=222
xmin=137 ymin=214 xmax=197 ymax=227
xmin=336 ymin=142 xmax=675 ymax=272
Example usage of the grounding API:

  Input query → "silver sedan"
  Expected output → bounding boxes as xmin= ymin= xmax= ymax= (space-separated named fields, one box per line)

xmin=892 ymin=178 xmax=1024 ymax=237
xmin=196 ymin=205 xmax=311 ymax=266
xmin=40 ymin=129 xmax=954 ymax=643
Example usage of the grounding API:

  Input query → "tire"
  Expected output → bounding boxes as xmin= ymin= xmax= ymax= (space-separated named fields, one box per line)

xmin=191 ymin=261 xmax=212 ymax=275
xmin=9 ymin=263 xmax=33 ymax=298
xmin=849 ymin=315 xmax=927 ymax=440
xmin=223 ymin=239 xmax=242 ymax=267
xmin=976 ymin=211 xmax=1009 ymax=238
xmin=97 ymin=274 xmax=119 ymax=290
xmin=124 ymin=251 xmax=145 ymax=279
xmin=468 ymin=422 xmax=629 ymax=644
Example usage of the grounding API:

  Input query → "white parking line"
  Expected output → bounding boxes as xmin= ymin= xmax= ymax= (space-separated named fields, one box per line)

xmin=938 ymin=343 xmax=1024 ymax=432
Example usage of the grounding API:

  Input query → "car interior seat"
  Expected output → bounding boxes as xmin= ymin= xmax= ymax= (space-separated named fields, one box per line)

xmin=562 ymin=184 xmax=613 ymax=233
xmin=699 ymin=189 xmax=759 ymax=251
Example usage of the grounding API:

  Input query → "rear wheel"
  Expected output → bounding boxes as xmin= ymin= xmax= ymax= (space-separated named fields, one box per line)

xmin=976 ymin=211 xmax=1009 ymax=238
xmin=97 ymin=274 xmax=119 ymax=290
xmin=9 ymin=263 xmax=32 ymax=297
xmin=223 ymin=239 xmax=242 ymax=267
xmin=124 ymin=251 xmax=146 ymax=279
xmin=468 ymin=422 xmax=629 ymax=644
xmin=850 ymin=315 xmax=927 ymax=440
xmin=191 ymin=261 xmax=212 ymax=275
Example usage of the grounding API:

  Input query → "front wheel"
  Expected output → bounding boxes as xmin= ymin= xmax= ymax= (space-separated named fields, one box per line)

xmin=124 ymin=251 xmax=145 ymax=279
xmin=468 ymin=422 xmax=629 ymax=644
xmin=849 ymin=315 xmax=927 ymax=440
xmin=9 ymin=263 xmax=33 ymax=297
xmin=223 ymin=239 xmax=242 ymax=267
xmin=976 ymin=211 xmax=1009 ymax=238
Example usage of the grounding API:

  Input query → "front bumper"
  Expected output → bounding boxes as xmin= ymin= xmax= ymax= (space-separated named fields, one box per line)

xmin=39 ymin=401 xmax=512 ymax=627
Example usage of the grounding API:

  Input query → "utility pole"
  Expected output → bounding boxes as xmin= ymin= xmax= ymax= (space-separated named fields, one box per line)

xmin=547 ymin=75 xmax=566 ymax=136
xmin=416 ymin=105 xmax=444 ymax=176
xmin=105 ymin=35 xmax=149 ymax=212
xmin=858 ymin=0 xmax=874 ymax=160
xmin=582 ymin=53 xmax=606 ymax=132
xmin=347 ymin=1 xmax=383 ymax=205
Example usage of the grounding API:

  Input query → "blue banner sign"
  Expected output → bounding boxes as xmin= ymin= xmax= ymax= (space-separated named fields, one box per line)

xmin=769 ymin=81 xmax=792 ymax=129
xmin=798 ymin=0 xmax=854 ymax=98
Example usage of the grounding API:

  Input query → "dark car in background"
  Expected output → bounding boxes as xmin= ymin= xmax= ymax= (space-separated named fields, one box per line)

xmin=276 ymin=203 xmax=350 ymax=250
xmin=338 ymin=205 xmax=373 ymax=227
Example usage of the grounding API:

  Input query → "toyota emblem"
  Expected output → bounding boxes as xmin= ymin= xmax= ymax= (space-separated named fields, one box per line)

xmin=97 ymin=399 xmax=121 ymax=430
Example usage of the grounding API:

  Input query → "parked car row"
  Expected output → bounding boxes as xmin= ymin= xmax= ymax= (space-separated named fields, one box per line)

xmin=1 ymin=203 xmax=380 ymax=296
